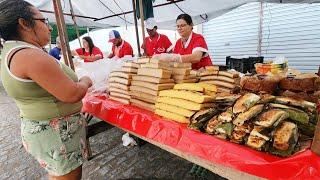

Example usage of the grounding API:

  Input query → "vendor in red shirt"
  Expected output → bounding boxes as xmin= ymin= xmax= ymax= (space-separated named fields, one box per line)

xmin=107 ymin=30 xmax=133 ymax=59
xmin=153 ymin=14 xmax=213 ymax=70
xmin=141 ymin=18 xmax=173 ymax=56
xmin=72 ymin=36 xmax=104 ymax=62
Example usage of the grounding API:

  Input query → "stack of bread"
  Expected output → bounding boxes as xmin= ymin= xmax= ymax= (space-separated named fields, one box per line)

xmin=129 ymin=58 xmax=175 ymax=112
xmin=108 ymin=61 xmax=140 ymax=104
xmin=279 ymin=73 xmax=320 ymax=103
xmin=196 ymin=66 xmax=240 ymax=93
xmin=155 ymin=83 xmax=217 ymax=123
xmin=171 ymin=63 xmax=199 ymax=83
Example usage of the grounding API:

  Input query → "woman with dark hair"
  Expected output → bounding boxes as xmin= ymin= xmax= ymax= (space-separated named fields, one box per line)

xmin=72 ymin=36 xmax=103 ymax=62
xmin=153 ymin=13 xmax=213 ymax=70
xmin=0 ymin=0 xmax=92 ymax=179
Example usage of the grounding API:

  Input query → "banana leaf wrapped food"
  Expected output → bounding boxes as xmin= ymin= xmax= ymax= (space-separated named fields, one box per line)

xmin=188 ymin=108 xmax=219 ymax=131
xmin=269 ymin=103 xmax=317 ymax=137
xmin=254 ymin=109 xmax=289 ymax=128
xmin=269 ymin=121 xmax=299 ymax=157
xmin=218 ymin=107 xmax=234 ymax=123
xmin=257 ymin=94 xmax=276 ymax=104
xmin=205 ymin=115 xmax=234 ymax=139
xmin=215 ymin=123 xmax=234 ymax=138
xmin=274 ymin=97 xmax=316 ymax=112
xmin=205 ymin=116 xmax=221 ymax=135
xmin=233 ymin=104 xmax=264 ymax=126
xmin=213 ymin=93 xmax=241 ymax=109
xmin=246 ymin=126 xmax=271 ymax=151
xmin=233 ymin=93 xmax=261 ymax=114
xmin=230 ymin=122 xmax=254 ymax=144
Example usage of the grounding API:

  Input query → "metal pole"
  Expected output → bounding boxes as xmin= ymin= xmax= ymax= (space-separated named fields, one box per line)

xmin=132 ymin=0 xmax=141 ymax=57
xmin=138 ymin=0 xmax=146 ymax=56
xmin=68 ymin=0 xmax=82 ymax=48
xmin=53 ymin=0 xmax=75 ymax=70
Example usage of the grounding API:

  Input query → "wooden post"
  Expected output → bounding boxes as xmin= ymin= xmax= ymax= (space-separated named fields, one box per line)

xmin=53 ymin=0 xmax=75 ymax=70
xmin=132 ymin=0 xmax=141 ymax=57
xmin=311 ymin=113 xmax=320 ymax=155
xmin=138 ymin=0 xmax=147 ymax=56
xmin=68 ymin=0 xmax=82 ymax=48
xmin=318 ymin=66 xmax=320 ymax=76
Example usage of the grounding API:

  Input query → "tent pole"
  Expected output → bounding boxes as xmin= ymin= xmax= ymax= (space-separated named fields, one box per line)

xmin=68 ymin=0 xmax=82 ymax=48
xmin=138 ymin=0 xmax=146 ymax=56
xmin=132 ymin=0 xmax=141 ymax=57
xmin=53 ymin=0 xmax=75 ymax=70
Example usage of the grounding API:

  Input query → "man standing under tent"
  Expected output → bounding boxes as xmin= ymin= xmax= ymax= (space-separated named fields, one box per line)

xmin=107 ymin=30 xmax=133 ymax=59
xmin=141 ymin=18 xmax=173 ymax=57
xmin=49 ymin=36 xmax=61 ymax=60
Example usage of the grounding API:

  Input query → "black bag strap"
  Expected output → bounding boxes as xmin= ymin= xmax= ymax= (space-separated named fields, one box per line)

xmin=8 ymin=47 xmax=28 ymax=70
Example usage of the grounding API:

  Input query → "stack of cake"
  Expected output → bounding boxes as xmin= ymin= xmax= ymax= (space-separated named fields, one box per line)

xmin=108 ymin=61 xmax=139 ymax=104
xmin=172 ymin=62 xmax=198 ymax=83
xmin=129 ymin=59 xmax=175 ymax=111
xmin=155 ymin=83 xmax=217 ymax=123
xmin=197 ymin=67 xmax=240 ymax=93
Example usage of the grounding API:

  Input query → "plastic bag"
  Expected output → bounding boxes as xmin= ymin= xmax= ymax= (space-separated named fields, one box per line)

xmin=121 ymin=133 xmax=137 ymax=146
xmin=75 ymin=58 xmax=124 ymax=93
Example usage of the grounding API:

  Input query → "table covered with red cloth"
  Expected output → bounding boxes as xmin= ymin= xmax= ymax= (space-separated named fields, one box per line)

xmin=82 ymin=94 xmax=320 ymax=179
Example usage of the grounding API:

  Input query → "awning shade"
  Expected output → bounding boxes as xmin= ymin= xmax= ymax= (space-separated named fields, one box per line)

xmin=26 ymin=0 xmax=320 ymax=29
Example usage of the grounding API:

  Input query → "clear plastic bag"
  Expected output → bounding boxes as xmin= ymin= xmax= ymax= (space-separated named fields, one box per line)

xmin=75 ymin=58 xmax=124 ymax=93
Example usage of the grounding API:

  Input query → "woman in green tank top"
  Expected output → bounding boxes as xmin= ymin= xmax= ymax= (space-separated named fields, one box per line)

xmin=0 ymin=0 xmax=92 ymax=179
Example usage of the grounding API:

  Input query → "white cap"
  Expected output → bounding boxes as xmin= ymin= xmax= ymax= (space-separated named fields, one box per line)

xmin=145 ymin=18 xmax=157 ymax=30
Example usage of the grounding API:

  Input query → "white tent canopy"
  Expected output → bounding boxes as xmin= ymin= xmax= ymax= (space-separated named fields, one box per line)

xmin=26 ymin=0 xmax=320 ymax=29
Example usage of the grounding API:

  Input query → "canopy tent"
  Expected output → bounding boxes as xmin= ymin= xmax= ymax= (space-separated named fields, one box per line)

xmin=26 ymin=0 xmax=320 ymax=29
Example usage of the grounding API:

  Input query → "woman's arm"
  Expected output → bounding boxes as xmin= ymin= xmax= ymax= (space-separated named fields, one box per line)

xmin=11 ymin=48 xmax=92 ymax=103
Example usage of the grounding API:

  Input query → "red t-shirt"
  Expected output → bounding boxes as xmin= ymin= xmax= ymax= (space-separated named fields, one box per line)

xmin=76 ymin=46 xmax=104 ymax=62
xmin=111 ymin=40 xmax=133 ymax=58
xmin=173 ymin=32 xmax=213 ymax=70
xmin=142 ymin=34 xmax=173 ymax=56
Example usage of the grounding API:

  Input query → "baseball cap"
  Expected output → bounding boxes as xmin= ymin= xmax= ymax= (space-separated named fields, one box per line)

xmin=145 ymin=18 xmax=157 ymax=30
xmin=108 ymin=30 xmax=121 ymax=42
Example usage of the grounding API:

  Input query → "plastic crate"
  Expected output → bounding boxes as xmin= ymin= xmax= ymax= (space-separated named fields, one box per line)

xmin=226 ymin=56 xmax=264 ymax=74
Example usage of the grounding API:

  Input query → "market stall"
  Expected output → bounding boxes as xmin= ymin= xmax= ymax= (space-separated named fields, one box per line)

xmin=35 ymin=0 xmax=320 ymax=179
xmin=82 ymin=57 xmax=320 ymax=179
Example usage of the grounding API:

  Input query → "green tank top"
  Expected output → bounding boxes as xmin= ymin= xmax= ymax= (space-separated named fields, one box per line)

xmin=1 ymin=41 xmax=82 ymax=121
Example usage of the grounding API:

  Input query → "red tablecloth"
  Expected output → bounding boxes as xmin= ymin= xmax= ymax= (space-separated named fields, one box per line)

xmin=82 ymin=94 xmax=320 ymax=179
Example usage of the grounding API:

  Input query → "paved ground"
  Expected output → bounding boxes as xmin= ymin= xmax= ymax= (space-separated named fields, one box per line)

xmin=0 ymin=81 xmax=225 ymax=180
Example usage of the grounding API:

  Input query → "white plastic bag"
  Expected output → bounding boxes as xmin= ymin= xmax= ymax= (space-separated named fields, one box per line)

xmin=121 ymin=133 xmax=137 ymax=146
xmin=75 ymin=58 xmax=124 ymax=93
